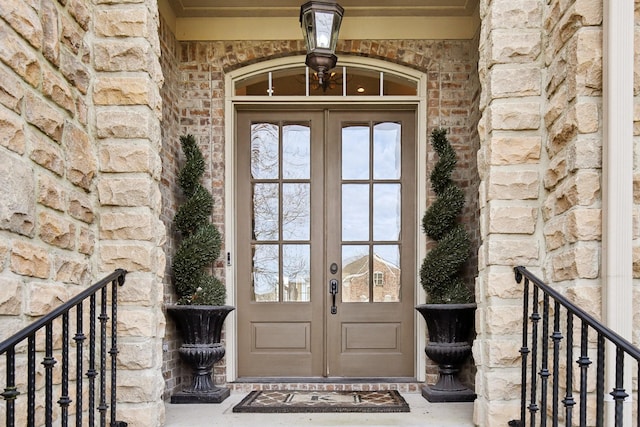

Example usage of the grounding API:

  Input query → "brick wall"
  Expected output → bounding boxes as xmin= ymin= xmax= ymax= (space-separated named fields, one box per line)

xmin=158 ymin=14 xmax=184 ymax=402
xmin=161 ymin=37 xmax=482 ymax=395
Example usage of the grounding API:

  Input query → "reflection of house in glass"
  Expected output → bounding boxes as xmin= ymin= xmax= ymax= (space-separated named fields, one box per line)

xmin=342 ymin=253 xmax=400 ymax=302
xmin=283 ymin=276 xmax=310 ymax=302
xmin=253 ymin=272 xmax=311 ymax=302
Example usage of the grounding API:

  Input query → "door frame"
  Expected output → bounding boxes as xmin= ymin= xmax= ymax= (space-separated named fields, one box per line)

xmin=224 ymin=55 xmax=428 ymax=382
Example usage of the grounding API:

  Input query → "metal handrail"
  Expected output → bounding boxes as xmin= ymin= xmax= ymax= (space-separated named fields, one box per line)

xmin=0 ymin=269 xmax=128 ymax=427
xmin=511 ymin=266 xmax=640 ymax=427
xmin=515 ymin=267 xmax=640 ymax=360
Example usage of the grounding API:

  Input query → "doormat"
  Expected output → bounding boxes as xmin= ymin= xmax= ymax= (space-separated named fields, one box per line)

xmin=232 ymin=390 xmax=410 ymax=413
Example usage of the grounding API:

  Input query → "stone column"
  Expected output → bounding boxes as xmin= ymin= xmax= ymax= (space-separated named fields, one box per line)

xmin=93 ymin=0 xmax=167 ymax=425
xmin=475 ymin=0 xmax=605 ymax=425
xmin=474 ymin=0 xmax=545 ymax=425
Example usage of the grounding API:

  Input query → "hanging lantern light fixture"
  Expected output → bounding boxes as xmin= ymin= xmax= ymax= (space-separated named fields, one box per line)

xmin=300 ymin=0 xmax=344 ymax=86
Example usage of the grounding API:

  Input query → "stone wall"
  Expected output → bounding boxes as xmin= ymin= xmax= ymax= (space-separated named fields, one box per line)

xmin=163 ymin=37 xmax=482 ymax=394
xmin=0 ymin=0 xmax=166 ymax=425
xmin=474 ymin=0 xmax=605 ymax=425
xmin=94 ymin=0 xmax=167 ymax=423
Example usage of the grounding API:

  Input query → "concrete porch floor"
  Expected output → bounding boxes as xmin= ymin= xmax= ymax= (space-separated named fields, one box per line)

xmin=164 ymin=391 xmax=475 ymax=426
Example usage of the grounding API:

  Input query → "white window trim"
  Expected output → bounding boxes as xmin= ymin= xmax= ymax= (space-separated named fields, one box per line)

xmin=224 ymin=55 xmax=428 ymax=382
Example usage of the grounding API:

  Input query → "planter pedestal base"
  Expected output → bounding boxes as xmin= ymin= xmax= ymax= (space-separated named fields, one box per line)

xmin=421 ymin=384 xmax=476 ymax=403
xmin=171 ymin=387 xmax=230 ymax=404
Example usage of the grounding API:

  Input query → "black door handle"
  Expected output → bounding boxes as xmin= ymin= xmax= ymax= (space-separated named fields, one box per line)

xmin=329 ymin=279 xmax=338 ymax=314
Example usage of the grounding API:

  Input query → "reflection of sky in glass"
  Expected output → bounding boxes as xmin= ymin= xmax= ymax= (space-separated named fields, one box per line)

xmin=374 ymin=122 xmax=401 ymax=179
xmin=251 ymin=123 xmax=278 ymax=179
xmin=373 ymin=184 xmax=400 ymax=241
xmin=282 ymin=183 xmax=310 ymax=240
xmin=341 ymin=122 xmax=402 ymax=244
xmin=253 ymin=183 xmax=278 ymax=240
xmin=283 ymin=125 xmax=310 ymax=179
xmin=342 ymin=126 xmax=369 ymax=179
xmin=342 ymin=184 xmax=369 ymax=241
xmin=253 ymin=244 xmax=279 ymax=297
xmin=315 ymin=12 xmax=334 ymax=48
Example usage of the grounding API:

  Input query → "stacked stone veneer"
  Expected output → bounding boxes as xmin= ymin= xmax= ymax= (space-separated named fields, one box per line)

xmin=0 ymin=0 xmax=166 ymax=425
xmin=474 ymin=0 xmax=616 ymax=425
xmin=159 ymin=35 xmax=482 ymax=396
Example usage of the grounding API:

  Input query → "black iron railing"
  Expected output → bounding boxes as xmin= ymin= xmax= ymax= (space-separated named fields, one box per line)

xmin=0 ymin=269 xmax=128 ymax=427
xmin=510 ymin=266 xmax=640 ymax=427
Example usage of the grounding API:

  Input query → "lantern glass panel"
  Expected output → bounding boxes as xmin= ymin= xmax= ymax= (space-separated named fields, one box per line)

xmin=315 ymin=11 xmax=334 ymax=49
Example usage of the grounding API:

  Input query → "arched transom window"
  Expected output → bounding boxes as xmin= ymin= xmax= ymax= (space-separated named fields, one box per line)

xmin=234 ymin=57 xmax=419 ymax=97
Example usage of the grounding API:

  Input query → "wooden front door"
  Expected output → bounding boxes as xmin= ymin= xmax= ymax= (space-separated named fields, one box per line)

xmin=236 ymin=108 xmax=416 ymax=378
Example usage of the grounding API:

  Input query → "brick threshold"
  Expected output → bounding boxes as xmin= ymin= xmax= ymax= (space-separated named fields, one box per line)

xmin=228 ymin=378 xmax=424 ymax=393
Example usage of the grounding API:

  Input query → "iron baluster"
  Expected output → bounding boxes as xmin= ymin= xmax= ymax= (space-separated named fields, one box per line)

xmin=519 ymin=276 xmax=529 ymax=426
xmin=611 ymin=346 xmax=628 ymax=426
xmin=596 ymin=334 xmax=604 ymax=427
xmin=1 ymin=348 xmax=18 ymax=427
xmin=637 ymin=360 xmax=640 ymax=427
xmin=88 ymin=293 xmax=97 ymax=426
xmin=27 ymin=336 xmax=35 ymax=427
xmin=578 ymin=321 xmax=591 ymax=426
xmin=539 ymin=293 xmax=550 ymax=427
xmin=551 ymin=301 xmax=562 ymax=427
xmin=74 ymin=303 xmax=86 ymax=427
xmin=59 ymin=312 xmax=71 ymax=427
xmin=43 ymin=323 xmax=56 ymax=426
xmin=99 ymin=286 xmax=109 ymax=426
xmin=528 ymin=284 xmax=540 ymax=426
xmin=110 ymin=276 xmax=119 ymax=426
xmin=563 ymin=312 xmax=575 ymax=426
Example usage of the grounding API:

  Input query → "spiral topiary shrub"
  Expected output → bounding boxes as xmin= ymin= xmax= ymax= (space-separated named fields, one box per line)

xmin=420 ymin=128 xmax=473 ymax=304
xmin=172 ymin=134 xmax=226 ymax=305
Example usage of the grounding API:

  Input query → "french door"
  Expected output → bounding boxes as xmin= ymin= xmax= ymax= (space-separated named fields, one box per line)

xmin=236 ymin=107 xmax=416 ymax=378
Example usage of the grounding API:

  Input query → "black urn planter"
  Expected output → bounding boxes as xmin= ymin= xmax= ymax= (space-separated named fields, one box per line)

xmin=167 ymin=305 xmax=235 ymax=404
xmin=416 ymin=303 xmax=476 ymax=402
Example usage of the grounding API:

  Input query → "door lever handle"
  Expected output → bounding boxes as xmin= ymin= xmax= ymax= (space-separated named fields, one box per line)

xmin=329 ymin=279 xmax=338 ymax=314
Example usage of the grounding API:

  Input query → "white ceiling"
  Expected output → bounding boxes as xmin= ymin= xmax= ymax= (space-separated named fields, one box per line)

xmin=166 ymin=0 xmax=479 ymax=18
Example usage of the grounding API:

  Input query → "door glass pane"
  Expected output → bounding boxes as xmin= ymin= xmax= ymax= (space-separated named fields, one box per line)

xmin=373 ymin=184 xmax=400 ymax=241
xmin=253 ymin=183 xmax=279 ymax=240
xmin=341 ymin=245 xmax=369 ymax=302
xmin=283 ymin=124 xmax=310 ymax=179
xmin=282 ymin=244 xmax=310 ymax=302
xmin=373 ymin=122 xmax=401 ymax=179
xmin=342 ymin=184 xmax=369 ymax=241
xmin=252 ymin=244 xmax=279 ymax=301
xmin=282 ymin=183 xmax=310 ymax=240
xmin=373 ymin=245 xmax=400 ymax=302
xmin=251 ymin=123 xmax=279 ymax=179
xmin=342 ymin=126 xmax=369 ymax=179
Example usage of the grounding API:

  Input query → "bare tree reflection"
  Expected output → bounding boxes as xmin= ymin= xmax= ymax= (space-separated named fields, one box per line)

xmin=250 ymin=123 xmax=312 ymax=302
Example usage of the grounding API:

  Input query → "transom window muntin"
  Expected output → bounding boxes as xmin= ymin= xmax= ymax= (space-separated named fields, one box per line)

xmin=235 ymin=65 xmax=418 ymax=97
